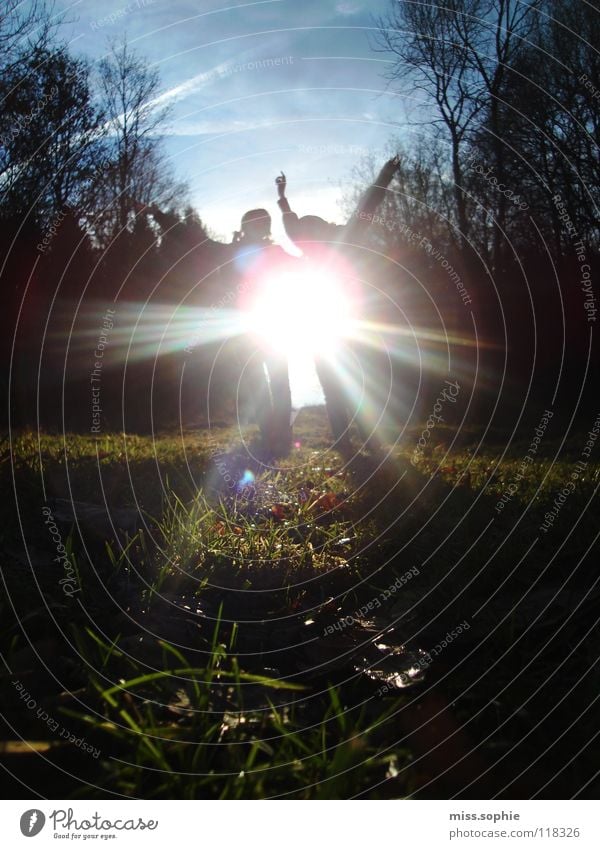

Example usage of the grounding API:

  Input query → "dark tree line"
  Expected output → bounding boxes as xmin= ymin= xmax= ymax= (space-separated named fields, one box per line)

xmin=0 ymin=4 xmax=220 ymax=429
xmin=1 ymin=0 xmax=597 ymax=432
xmin=352 ymin=0 xmax=599 ymax=417
xmin=375 ymin=0 xmax=598 ymax=264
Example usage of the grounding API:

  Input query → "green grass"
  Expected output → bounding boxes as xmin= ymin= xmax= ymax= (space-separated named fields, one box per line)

xmin=1 ymin=410 xmax=599 ymax=798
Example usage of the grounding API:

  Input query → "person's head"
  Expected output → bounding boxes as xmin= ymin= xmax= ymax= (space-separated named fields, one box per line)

xmin=285 ymin=215 xmax=341 ymax=251
xmin=240 ymin=208 xmax=271 ymax=242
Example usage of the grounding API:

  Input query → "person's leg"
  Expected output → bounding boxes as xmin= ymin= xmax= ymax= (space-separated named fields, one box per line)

xmin=239 ymin=349 xmax=271 ymax=443
xmin=264 ymin=353 xmax=292 ymax=453
xmin=348 ymin=342 xmax=385 ymax=453
xmin=314 ymin=356 xmax=351 ymax=447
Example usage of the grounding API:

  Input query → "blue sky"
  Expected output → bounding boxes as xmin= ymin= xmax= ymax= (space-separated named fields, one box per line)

xmin=52 ymin=0 xmax=410 ymax=240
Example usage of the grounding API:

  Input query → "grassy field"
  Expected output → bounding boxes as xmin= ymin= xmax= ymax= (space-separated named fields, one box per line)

xmin=1 ymin=409 xmax=599 ymax=799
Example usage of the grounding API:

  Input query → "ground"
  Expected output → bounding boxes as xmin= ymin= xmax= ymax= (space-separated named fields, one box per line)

xmin=1 ymin=408 xmax=599 ymax=799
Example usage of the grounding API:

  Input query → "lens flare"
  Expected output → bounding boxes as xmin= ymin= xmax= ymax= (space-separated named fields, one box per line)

xmin=248 ymin=268 xmax=353 ymax=357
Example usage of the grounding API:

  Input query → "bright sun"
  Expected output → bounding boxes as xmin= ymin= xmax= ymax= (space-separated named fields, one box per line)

xmin=248 ymin=268 xmax=353 ymax=357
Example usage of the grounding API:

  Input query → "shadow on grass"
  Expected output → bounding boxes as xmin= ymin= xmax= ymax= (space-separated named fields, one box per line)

xmin=1 ymin=420 xmax=599 ymax=798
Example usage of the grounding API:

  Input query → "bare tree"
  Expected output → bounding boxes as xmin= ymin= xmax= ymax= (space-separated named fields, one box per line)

xmin=376 ymin=0 xmax=542 ymax=269
xmin=466 ymin=0 xmax=599 ymax=258
xmin=455 ymin=0 xmax=542 ymax=269
xmin=96 ymin=37 xmax=186 ymax=240
xmin=0 ymin=1 xmax=59 ymax=75
xmin=0 ymin=46 xmax=106 ymax=223
xmin=376 ymin=1 xmax=484 ymax=249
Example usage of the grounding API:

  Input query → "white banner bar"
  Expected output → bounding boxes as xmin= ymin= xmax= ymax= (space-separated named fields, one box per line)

xmin=1 ymin=800 xmax=598 ymax=847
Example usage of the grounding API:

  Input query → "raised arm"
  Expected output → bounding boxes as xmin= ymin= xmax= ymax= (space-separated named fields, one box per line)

xmin=355 ymin=154 xmax=401 ymax=220
xmin=275 ymin=171 xmax=300 ymax=239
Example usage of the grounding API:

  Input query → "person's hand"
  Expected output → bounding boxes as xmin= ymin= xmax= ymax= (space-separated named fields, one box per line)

xmin=377 ymin=154 xmax=401 ymax=186
xmin=275 ymin=171 xmax=286 ymax=198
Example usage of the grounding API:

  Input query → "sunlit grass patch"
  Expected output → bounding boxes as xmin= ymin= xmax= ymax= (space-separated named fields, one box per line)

xmin=2 ymin=417 xmax=599 ymax=799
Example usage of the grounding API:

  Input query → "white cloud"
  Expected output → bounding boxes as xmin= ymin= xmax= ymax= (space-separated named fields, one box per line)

xmin=149 ymin=61 xmax=233 ymax=109
xmin=165 ymin=117 xmax=276 ymax=137
xmin=335 ymin=2 xmax=363 ymax=15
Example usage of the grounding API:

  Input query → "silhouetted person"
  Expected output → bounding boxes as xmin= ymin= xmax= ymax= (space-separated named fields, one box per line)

xmin=275 ymin=157 xmax=401 ymax=452
xmin=228 ymin=208 xmax=294 ymax=455
xmin=276 ymin=156 xmax=400 ymax=246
